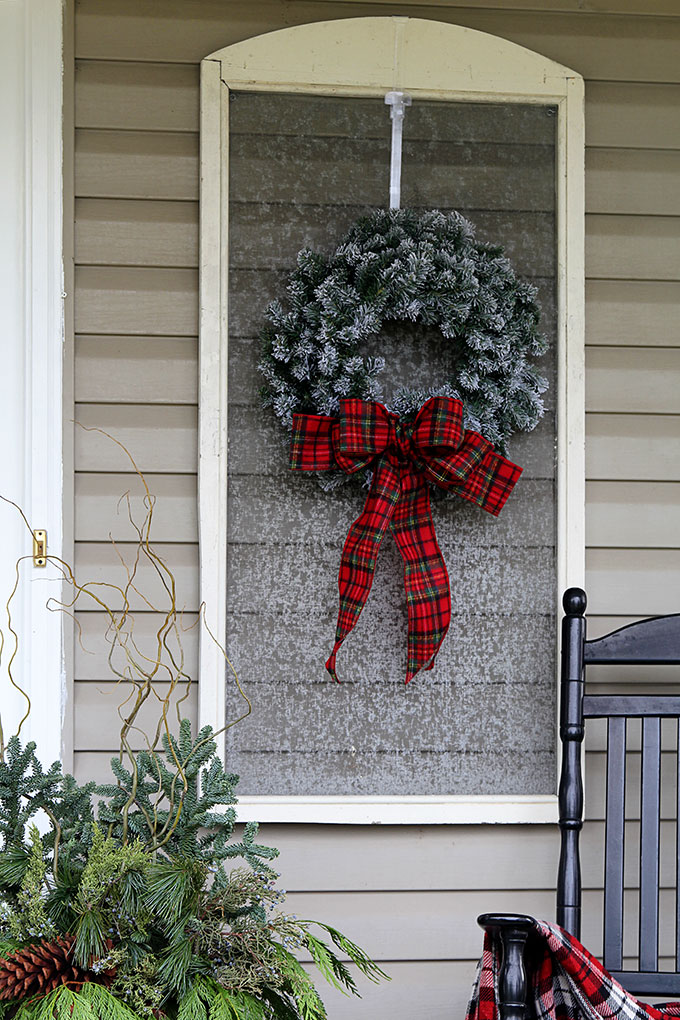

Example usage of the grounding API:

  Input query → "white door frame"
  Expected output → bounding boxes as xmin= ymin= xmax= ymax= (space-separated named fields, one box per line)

xmin=0 ymin=0 xmax=69 ymax=768
xmin=199 ymin=16 xmax=586 ymax=824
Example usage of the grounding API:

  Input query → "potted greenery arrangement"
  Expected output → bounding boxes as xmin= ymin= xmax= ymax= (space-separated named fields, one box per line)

xmin=0 ymin=435 xmax=386 ymax=1020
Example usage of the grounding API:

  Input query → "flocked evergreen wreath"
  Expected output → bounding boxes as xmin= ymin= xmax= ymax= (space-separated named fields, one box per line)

xmin=259 ymin=208 xmax=549 ymax=458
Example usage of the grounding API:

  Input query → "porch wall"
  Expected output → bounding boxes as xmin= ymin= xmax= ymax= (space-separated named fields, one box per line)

xmin=71 ymin=1 xmax=680 ymax=1016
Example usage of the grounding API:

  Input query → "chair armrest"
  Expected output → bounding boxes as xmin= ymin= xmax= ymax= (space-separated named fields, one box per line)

xmin=477 ymin=914 xmax=536 ymax=1020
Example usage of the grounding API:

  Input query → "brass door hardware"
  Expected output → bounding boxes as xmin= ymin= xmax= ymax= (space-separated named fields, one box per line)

xmin=32 ymin=530 xmax=47 ymax=567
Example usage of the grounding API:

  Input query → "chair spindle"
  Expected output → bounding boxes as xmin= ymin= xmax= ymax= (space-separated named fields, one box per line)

xmin=603 ymin=716 xmax=626 ymax=972
xmin=676 ymin=720 xmax=680 ymax=972
xmin=639 ymin=716 xmax=661 ymax=972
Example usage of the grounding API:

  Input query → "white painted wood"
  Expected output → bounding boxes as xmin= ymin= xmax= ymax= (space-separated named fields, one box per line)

xmin=0 ymin=0 xmax=67 ymax=768
xmin=235 ymin=795 xmax=558 ymax=825
xmin=199 ymin=17 xmax=585 ymax=823
xmin=198 ymin=58 xmax=228 ymax=746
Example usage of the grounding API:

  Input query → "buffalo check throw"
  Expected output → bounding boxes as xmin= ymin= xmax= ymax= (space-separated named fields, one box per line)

xmin=290 ymin=396 xmax=522 ymax=683
xmin=466 ymin=919 xmax=680 ymax=1020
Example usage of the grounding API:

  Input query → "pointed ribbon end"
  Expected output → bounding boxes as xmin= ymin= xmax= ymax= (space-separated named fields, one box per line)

xmin=325 ymin=650 xmax=341 ymax=683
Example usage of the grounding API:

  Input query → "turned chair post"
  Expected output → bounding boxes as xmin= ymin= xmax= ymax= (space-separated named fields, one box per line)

xmin=556 ymin=587 xmax=586 ymax=938
xmin=476 ymin=914 xmax=534 ymax=1020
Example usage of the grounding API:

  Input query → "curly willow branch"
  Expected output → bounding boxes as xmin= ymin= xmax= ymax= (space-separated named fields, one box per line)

xmin=0 ymin=425 xmax=251 ymax=851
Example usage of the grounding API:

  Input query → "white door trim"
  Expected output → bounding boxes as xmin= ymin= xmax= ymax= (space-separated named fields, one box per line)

xmin=0 ymin=0 xmax=67 ymax=768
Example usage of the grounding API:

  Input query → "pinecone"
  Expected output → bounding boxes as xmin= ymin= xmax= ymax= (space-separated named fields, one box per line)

xmin=0 ymin=934 xmax=115 ymax=1001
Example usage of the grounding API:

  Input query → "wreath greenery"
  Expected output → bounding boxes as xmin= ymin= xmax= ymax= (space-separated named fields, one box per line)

xmin=258 ymin=208 xmax=549 ymax=456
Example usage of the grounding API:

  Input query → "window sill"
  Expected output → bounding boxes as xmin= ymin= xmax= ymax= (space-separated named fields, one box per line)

xmin=234 ymin=794 xmax=559 ymax=825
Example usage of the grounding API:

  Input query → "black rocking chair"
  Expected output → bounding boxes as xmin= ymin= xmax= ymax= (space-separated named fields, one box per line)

xmin=478 ymin=587 xmax=680 ymax=1019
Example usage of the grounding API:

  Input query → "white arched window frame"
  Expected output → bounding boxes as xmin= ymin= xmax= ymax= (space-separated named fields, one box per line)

xmin=199 ymin=16 xmax=585 ymax=825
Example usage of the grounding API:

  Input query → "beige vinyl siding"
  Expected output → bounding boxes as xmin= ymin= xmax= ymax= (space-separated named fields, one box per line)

xmin=72 ymin=2 xmax=680 ymax=1016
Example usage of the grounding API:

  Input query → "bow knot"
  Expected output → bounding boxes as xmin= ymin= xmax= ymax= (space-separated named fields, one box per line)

xmin=388 ymin=418 xmax=414 ymax=468
xmin=290 ymin=396 xmax=522 ymax=682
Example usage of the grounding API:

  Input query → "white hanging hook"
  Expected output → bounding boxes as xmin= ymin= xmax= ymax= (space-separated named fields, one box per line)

xmin=384 ymin=91 xmax=412 ymax=210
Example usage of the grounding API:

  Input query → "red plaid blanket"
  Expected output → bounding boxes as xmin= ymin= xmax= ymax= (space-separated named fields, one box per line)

xmin=466 ymin=919 xmax=680 ymax=1020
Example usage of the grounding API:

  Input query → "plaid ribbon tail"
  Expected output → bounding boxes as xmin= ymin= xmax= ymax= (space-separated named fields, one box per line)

xmin=325 ymin=458 xmax=400 ymax=682
xmin=390 ymin=470 xmax=451 ymax=683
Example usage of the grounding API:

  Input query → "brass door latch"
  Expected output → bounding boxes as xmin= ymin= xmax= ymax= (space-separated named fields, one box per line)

xmin=32 ymin=530 xmax=47 ymax=567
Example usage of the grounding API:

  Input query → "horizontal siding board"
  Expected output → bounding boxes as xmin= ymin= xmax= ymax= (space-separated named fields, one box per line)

xmin=586 ymin=414 xmax=680 ymax=481
xmin=586 ymin=347 xmax=680 ymax=413
xmin=284 ymin=887 xmax=679 ymax=962
xmin=586 ymin=82 xmax=680 ymax=151
xmin=75 ymin=336 xmax=197 ymax=404
xmin=75 ymin=204 xmax=680 ymax=284
xmin=75 ymin=3 xmax=680 ymax=83
xmin=226 ymin=684 xmax=554 ymax=753
xmin=586 ymin=215 xmax=680 ymax=282
xmin=74 ymin=66 xmax=680 ymax=152
xmin=231 ymin=136 xmax=555 ymax=211
xmin=227 ymin=611 xmax=554 ymax=688
xmin=586 ymin=149 xmax=680 ymax=216
xmin=585 ymin=747 xmax=679 ymax=820
xmin=75 ymin=267 xmax=198 ymax=335
xmin=75 ymin=130 xmax=199 ymax=200
xmin=586 ymin=481 xmax=680 ymax=548
xmin=191 ymin=748 xmax=555 ymax=796
xmin=74 ymin=404 xmax=197 ymax=472
xmin=76 ymin=139 xmax=680 ymax=216
xmin=586 ymin=548 xmax=680 ymax=615
xmin=260 ymin=819 xmax=680 ymax=893
xmin=74 ymin=610 xmax=199 ymax=680
xmin=74 ymin=541 xmax=199 ymax=612
xmin=229 ymin=204 xmax=554 ymax=276
xmin=284 ymin=888 xmax=556 ymax=962
xmin=75 ymin=60 xmax=199 ymax=131
xmin=230 ymin=93 xmax=556 ymax=145
xmin=75 ymin=472 xmax=198 ymax=541
xmin=73 ymin=680 xmax=197 ymax=749
xmin=75 ymin=198 xmax=198 ymax=267
xmin=227 ymin=543 xmax=555 ymax=616
xmin=228 ymin=475 xmax=555 ymax=547
xmin=586 ymin=281 xmax=680 ymax=347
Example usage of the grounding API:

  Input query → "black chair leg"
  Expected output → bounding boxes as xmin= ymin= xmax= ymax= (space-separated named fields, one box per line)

xmin=477 ymin=914 xmax=535 ymax=1020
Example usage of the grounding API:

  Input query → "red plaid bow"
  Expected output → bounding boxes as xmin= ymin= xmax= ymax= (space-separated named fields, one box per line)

xmin=290 ymin=397 xmax=522 ymax=683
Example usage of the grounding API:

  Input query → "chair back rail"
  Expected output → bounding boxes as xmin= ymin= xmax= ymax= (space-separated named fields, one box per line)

xmin=557 ymin=588 xmax=680 ymax=995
